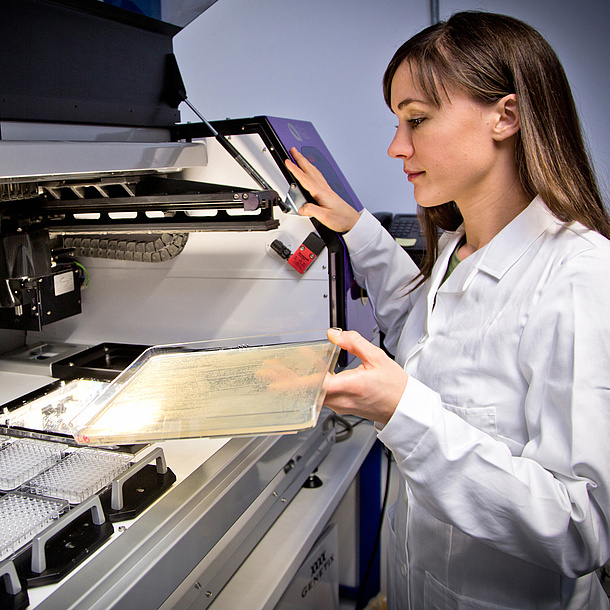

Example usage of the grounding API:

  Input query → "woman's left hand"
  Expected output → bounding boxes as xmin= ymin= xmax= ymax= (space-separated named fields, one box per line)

xmin=324 ymin=328 xmax=408 ymax=425
xmin=285 ymin=147 xmax=361 ymax=233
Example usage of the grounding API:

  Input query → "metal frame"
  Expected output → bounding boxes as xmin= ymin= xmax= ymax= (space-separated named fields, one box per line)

xmin=34 ymin=415 xmax=335 ymax=609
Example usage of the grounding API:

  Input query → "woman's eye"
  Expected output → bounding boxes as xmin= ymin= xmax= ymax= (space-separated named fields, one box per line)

xmin=408 ymin=117 xmax=425 ymax=127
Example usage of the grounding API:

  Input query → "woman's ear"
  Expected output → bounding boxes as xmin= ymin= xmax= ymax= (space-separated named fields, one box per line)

xmin=492 ymin=94 xmax=520 ymax=141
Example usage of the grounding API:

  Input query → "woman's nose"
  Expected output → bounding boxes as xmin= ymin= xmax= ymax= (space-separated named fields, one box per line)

xmin=388 ymin=126 xmax=414 ymax=159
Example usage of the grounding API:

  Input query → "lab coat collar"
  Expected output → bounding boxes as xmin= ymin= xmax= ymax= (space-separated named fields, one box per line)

xmin=434 ymin=196 xmax=557 ymax=294
xmin=476 ymin=196 xmax=557 ymax=280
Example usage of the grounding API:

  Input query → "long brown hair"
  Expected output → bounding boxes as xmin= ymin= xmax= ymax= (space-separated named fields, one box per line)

xmin=383 ymin=11 xmax=610 ymax=284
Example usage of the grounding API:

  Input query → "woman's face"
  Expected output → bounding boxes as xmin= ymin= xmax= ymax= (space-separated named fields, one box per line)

xmin=387 ymin=62 xmax=503 ymax=209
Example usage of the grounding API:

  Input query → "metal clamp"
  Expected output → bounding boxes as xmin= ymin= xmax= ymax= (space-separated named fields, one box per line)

xmin=0 ymin=559 xmax=22 ymax=595
xmin=111 ymin=447 xmax=167 ymax=511
xmin=31 ymin=495 xmax=105 ymax=574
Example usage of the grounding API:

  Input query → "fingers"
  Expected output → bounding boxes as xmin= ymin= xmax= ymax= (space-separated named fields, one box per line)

xmin=285 ymin=148 xmax=361 ymax=233
xmin=322 ymin=328 xmax=408 ymax=424
xmin=285 ymin=150 xmax=331 ymax=202
xmin=297 ymin=202 xmax=340 ymax=229
xmin=287 ymin=148 xmax=329 ymax=187
xmin=327 ymin=328 xmax=388 ymax=368
xmin=322 ymin=363 xmax=406 ymax=425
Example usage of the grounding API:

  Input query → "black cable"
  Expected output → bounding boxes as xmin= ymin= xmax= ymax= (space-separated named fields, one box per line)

xmin=346 ymin=415 xmax=367 ymax=428
xmin=355 ymin=446 xmax=393 ymax=610
xmin=332 ymin=413 xmax=355 ymax=443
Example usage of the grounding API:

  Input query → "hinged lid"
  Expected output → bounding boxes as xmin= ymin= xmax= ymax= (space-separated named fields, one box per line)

xmin=0 ymin=0 xmax=220 ymax=128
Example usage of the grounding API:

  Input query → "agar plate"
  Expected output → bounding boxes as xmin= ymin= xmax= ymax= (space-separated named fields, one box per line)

xmin=69 ymin=332 xmax=339 ymax=445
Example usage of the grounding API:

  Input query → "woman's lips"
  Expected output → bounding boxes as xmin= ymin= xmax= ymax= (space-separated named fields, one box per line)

xmin=406 ymin=170 xmax=424 ymax=182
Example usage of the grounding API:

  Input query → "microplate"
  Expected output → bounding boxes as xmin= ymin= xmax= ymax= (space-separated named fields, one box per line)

xmin=70 ymin=332 xmax=339 ymax=445
xmin=27 ymin=448 xmax=132 ymax=504
xmin=0 ymin=492 xmax=68 ymax=563
xmin=0 ymin=439 xmax=68 ymax=491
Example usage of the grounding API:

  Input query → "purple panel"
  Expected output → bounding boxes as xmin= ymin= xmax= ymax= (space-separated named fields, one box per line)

xmin=266 ymin=116 xmax=377 ymax=353
xmin=265 ymin=116 xmax=363 ymax=212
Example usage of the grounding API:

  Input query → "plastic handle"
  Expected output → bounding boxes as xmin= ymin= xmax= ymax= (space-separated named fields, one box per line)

xmin=0 ymin=559 xmax=22 ymax=595
xmin=31 ymin=495 xmax=105 ymax=574
xmin=111 ymin=447 xmax=167 ymax=511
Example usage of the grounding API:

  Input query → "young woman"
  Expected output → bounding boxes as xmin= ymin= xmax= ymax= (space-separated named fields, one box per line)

xmin=286 ymin=11 xmax=610 ymax=610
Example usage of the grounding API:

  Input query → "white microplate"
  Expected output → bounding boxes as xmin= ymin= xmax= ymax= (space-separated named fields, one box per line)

xmin=0 ymin=439 xmax=67 ymax=491
xmin=0 ymin=492 xmax=68 ymax=563
xmin=3 ymin=379 xmax=108 ymax=435
xmin=70 ymin=332 xmax=339 ymax=445
xmin=28 ymin=448 xmax=132 ymax=504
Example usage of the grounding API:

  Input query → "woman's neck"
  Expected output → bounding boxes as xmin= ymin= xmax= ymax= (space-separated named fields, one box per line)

xmin=457 ymin=178 xmax=531 ymax=260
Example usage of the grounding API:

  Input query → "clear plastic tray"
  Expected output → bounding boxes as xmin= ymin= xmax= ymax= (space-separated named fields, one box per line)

xmin=70 ymin=331 xmax=339 ymax=445
xmin=27 ymin=448 xmax=132 ymax=504
xmin=0 ymin=492 xmax=68 ymax=563
xmin=0 ymin=439 xmax=68 ymax=492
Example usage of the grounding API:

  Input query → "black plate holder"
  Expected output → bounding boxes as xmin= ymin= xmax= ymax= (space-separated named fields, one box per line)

xmin=100 ymin=447 xmax=177 ymax=522
xmin=0 ymin=559 xmax=29 ymax=610
xmin=14 ymin=496 xmax=114 ymax=588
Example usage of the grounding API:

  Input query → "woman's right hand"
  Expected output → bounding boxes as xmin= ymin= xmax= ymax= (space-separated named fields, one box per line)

xmin=323 ymin=328 xmax=407 ymax=425
xmin=285 ymin=147 xmax=361 ymax=233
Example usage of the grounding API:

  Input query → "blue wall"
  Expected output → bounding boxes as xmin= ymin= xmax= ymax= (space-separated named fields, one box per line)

xmin=175 ymin=0 xmax=609 ymax=215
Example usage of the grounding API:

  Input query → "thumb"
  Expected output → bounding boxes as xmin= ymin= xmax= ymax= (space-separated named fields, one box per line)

xmin=327 ymin=328 xmax=386 ymax=368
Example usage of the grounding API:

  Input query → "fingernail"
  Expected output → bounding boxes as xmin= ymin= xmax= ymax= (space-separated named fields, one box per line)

xmin=328 ymin=327 xmax=342 ymax=337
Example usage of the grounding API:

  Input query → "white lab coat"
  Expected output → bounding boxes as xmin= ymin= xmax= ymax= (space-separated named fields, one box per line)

xmin=343 ymin=197 xmax=610 ymax=609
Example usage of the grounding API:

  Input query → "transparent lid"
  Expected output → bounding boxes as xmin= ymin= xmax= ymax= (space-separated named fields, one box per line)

xmin=69 ymin=331 xmax=339 ymax=445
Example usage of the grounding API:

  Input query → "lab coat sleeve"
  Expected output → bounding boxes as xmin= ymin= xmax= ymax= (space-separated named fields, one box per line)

xmin=378 ymin=248 xmax=610 ymax=577
xmin=342 ymin=210 xmax=421 ymax=354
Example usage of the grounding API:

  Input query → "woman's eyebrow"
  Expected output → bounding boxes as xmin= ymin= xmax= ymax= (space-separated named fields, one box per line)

xmin=396 ymin=97 xmax=429 ymax=110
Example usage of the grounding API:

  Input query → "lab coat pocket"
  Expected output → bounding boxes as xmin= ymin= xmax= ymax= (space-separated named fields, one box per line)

xmin=441 ymin=403 xmax=499 ymax=440
xmin=386 ymin=501 xmax=408 ymax=610
xmin=424 ymin=572 xmax=519 ymax=609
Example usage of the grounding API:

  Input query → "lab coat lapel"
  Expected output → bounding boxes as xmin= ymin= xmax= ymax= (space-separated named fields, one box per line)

xmin=401 ymin=230 xmax=465 ymax=365
xmin=426 ymin=229 xmax=465 ymax=305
